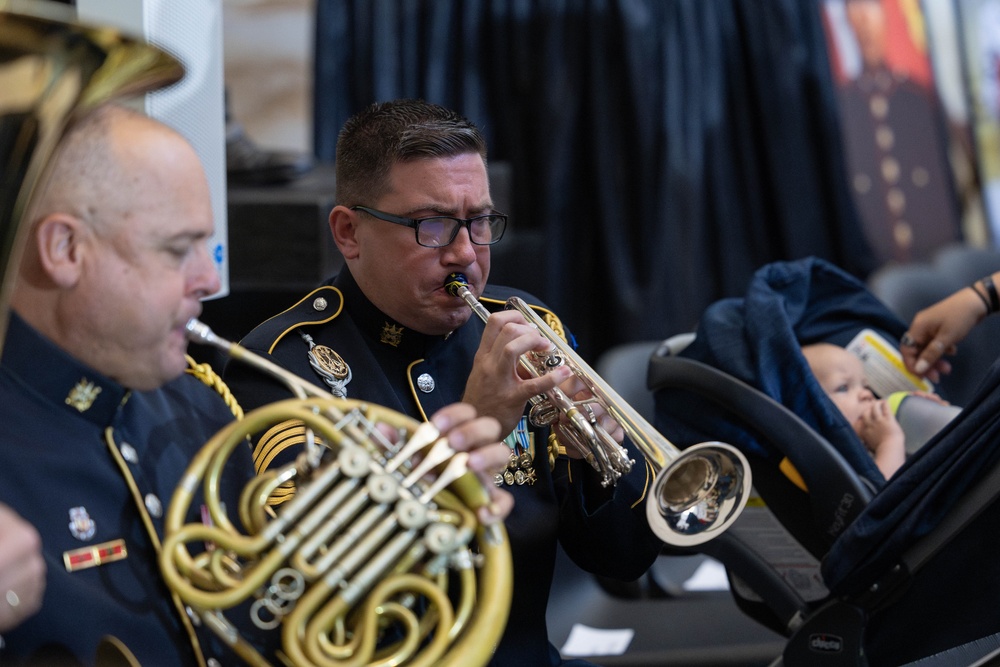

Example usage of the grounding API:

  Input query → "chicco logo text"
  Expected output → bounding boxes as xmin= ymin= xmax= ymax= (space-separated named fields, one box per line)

xmin=809 ymin=634 xmax=844 ymax=653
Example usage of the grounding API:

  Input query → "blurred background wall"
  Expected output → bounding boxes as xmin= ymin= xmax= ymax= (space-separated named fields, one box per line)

xmin=220 ymin=0 xmax=1000 ymax=364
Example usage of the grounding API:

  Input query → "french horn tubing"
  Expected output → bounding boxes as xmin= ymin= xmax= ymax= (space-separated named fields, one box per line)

xmin=162 ymin=320 xmax=512 ymax=667
xmin=445 ymin=273 xmax=751 ymax=547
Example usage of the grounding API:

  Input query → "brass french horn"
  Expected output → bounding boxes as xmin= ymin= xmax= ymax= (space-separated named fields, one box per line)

xmin=445 ymin=273 xmax=751 ymax=547
xmin=166 ymin=320 xmax=512 ymax=667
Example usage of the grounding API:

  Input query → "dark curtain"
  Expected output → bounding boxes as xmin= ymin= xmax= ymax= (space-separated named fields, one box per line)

xmin=313 ymin=0 xmax=876 ymax=360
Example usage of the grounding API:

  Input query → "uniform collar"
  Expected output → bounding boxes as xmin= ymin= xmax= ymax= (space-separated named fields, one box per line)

xmin=1 ymin=312 xmax=128 ymax=427
xmin=333 ymin=268 xmax=451 ymax=358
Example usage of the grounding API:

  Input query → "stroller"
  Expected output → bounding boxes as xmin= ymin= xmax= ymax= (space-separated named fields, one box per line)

xmin=650 ymin=257 xmax=1000 ymax=666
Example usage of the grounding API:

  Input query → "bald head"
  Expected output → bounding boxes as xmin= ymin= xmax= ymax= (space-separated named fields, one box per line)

xmin=12 ymin=104 xmax=220 ymax=390
xmin=28 ymin=105 xmax=187 ymax=237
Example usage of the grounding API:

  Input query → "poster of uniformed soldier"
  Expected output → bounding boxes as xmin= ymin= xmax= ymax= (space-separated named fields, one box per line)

xmin=822 ymin=0 xmax=963 ymax=264
xmin=957 ymin=0 xmax=1000 ymax=243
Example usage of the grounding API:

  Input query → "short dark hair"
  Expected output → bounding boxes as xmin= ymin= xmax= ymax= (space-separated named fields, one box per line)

xmin=334 ymin=99 xmax=488 ymax=206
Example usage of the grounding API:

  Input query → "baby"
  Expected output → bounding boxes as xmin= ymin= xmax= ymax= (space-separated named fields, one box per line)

xmin=801 ymin=342 xmax=906 ymax=479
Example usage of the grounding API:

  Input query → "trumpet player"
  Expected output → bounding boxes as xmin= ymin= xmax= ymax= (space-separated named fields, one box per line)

xmin=0 ymin=104 xmax=510 ymax=666
xmin=225 ymin=98 xmax=664 ymax=666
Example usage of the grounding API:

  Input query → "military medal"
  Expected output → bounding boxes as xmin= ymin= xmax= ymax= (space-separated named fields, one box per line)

xmin=63 ymin=539 xmax=127 ymax=572
xmin=497 ymin=417 xmax=536 ymax=487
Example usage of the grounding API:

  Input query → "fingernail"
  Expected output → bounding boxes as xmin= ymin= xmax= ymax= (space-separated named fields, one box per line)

xmin=448 ymin=430 xmax=466 ymax=450
xmin=915 ymin=359 xmax=929 ymax=375
xmin=431 ymin=413 xmax=452 ymax=432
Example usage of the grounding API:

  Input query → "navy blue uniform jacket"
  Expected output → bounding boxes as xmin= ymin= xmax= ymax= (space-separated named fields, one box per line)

xmin=224 ymin=268 xmax=663 ymax=666
xmin=0 ymin=314 xmax=266 ymax=666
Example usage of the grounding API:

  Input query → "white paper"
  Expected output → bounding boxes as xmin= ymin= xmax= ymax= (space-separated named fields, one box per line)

xmin=681 ymin=558 xmax=731 ymax=591
xmin=560 ymin=623 xmax=635 ymax=657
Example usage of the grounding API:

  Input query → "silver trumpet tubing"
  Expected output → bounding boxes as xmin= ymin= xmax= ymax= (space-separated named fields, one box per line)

xmin=444 ymin=273 xmax=752 ymax=547
xmin=158 ymin=319 xmax=513 ymax=667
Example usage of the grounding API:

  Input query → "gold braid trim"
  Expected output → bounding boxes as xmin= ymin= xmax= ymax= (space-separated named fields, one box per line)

xmin=185 ymin=355 xmax=244 ymax=421
xmin=547 ymin=432 xmax=566 ymax=468
xmin=544 ymin=312 xmax=568 ymax=343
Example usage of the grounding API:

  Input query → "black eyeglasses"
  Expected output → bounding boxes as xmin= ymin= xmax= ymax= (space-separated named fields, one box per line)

xmin=351 ymin=205 xmax=507 ymax=248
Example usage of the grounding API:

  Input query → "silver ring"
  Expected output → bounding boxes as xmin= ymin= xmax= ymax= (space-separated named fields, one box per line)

xmin=5 ymin=590 xmax=19 ymax=608
xmin=900 ymin=333 xmax=916 ymax=348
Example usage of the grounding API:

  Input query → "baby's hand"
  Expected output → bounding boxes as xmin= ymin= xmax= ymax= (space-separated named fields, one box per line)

xmin=857 ymin=400 xmax=906 ymax=479
xmin=858 ymin=400 xmax=904 ymax=452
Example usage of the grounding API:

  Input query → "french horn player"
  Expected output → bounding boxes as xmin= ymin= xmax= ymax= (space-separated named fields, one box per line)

xmin=0 ymin=7 xmax=513 ymax=664
xmin=224 ymin=99 xmax=748 ymax=667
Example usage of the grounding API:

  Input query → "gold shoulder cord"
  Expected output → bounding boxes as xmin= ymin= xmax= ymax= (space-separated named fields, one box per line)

xmin=543 ymin=312 xmax=568 ymax=344
xmin=185 ymin=355 xmax=244 ymax=420
xmin=542 ymin=312 xmax=570 ymax=467
xmin=185 ymin=356 xmax=293 ymax=507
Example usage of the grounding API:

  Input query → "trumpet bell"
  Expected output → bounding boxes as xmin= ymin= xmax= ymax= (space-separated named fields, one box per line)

xmin=647 ymin=441 xmax=750 ymax=547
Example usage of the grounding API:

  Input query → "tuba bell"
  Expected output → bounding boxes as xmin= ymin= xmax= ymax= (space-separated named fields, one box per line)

xmin=445 ymin=273 xmax=752 ymax=547
xmin=0 ymin=0 xmax=183 ymax=351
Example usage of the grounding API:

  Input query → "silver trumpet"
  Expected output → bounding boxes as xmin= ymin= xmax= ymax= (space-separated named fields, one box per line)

xmin=445 ymin=273 xmax=751 ymax=547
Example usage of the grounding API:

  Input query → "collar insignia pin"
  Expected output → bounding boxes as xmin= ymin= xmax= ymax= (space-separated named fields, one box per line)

xmin=65 ymin=379 xmax=101 ymax=412
xmin=380 ymin=322 xmax=404 ymax=347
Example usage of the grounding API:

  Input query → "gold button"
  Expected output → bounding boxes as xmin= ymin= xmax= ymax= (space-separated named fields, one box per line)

xmin=869 ymin=94 xmax=888 ymax=119
xmin=875 ymin=125 xmax=894 ymax=150
xmin=881 ymin=157 xmax=900 ymax=183
xmin=887 ymin=188 xmax=906 ymax=215
xmin=894 ymin=221 xmax=913 ymax=249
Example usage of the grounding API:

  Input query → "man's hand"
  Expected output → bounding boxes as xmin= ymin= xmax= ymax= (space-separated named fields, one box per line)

xmin=0 ymin=504 xmax=45 ymax=632
xmin=462 ymin=310 xmax=572 ymax=436
xmin=553 ymin=375 xmax=625 ymax=460
xmin=429 ymin=403 xmax=513 ymax=525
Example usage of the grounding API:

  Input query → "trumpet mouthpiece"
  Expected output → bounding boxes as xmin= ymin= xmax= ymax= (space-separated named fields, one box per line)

xmin=444 ymin=273 xmax=470 ymax=297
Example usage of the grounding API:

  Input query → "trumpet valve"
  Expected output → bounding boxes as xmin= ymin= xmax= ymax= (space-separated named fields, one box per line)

xmin=528 ymin=401 xmax=559 ymax=427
